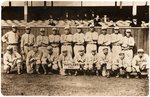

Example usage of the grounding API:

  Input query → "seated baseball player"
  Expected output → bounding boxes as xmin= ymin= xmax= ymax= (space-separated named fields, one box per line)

xmin=85 ymin=49 xmax=98 ymax=75
xmin=58 ymin=49 xmax=73 ymax=76
xmin=98 ymin=47 xmax=112 ymax=78
xmin=74 ymin=48 xmax=86 ymax=75
xmin=41 ymin=46 xmax=59 ymax=75
xmin=132 ymin=49 xmax=149 ymax=79
xmin=3 ymin=46 xmax=23 ymax=74
xmin=112 ymin=52 xmax=132 ymax=78
xmin=26 ymin=44 xmax=42 ymax=74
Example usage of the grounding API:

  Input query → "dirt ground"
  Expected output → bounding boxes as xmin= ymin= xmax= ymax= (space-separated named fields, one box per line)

xmin=1 ymin=72 xmax=149 ymax=96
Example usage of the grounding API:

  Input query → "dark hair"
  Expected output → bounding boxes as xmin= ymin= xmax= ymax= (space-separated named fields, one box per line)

xmin=124 ymin=30 xmax=133 ymax=37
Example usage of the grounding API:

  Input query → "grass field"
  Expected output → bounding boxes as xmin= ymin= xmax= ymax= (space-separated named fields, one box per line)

xmin=1 ymin=72 xmax=149 ymax=96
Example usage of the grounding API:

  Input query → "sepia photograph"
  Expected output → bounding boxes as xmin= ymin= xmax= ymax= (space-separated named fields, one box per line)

xmin=1 ymin=0 xmax=149 ymax=96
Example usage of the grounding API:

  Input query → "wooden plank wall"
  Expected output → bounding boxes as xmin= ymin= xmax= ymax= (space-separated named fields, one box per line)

xmin=1 ymin=27 xmax=149 ymax=55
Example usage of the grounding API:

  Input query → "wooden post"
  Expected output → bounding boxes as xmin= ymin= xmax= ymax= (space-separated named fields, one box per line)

xmin=24 ymin=1 xmax=28 ymax=22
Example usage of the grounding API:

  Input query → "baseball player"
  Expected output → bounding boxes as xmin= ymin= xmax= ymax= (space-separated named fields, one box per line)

xmin=85 ymin=49 xmax=98 ymax=75
xmin=122 ymin=29 xmax=135 ymax=62
xmin=49 ymin=27 xmax=60 ymax=56
xmin=36 ymin=28 xmax=49 ymax=53
xmin=74 ymin=47 xmax=86 ymax=75
xmin=2 ymin=25 xmax=21 ymax=52
xmin=21 ymin=26 xmax=35 ymax=59
xmin=41 ymin=46 xmax=59 ymax=75
xmin=85 ymin=25 xmax=98 ymax=54
xmin=98 ymin=26 xmax=111 ymax=54
xmin=73 ymin=25 xmax=85 ymax=56
xmin=132 ymin=49 xmax=149 ymax=78
xmin=58 ymin=49 xmax=73 ymax=76
xmin=111 ymin=26 xmax=123 ymax=59
xmin=98 ymin=47 xmax=112 ymax=78
xmin=3 ymin=46 xmax=22 ymax=74
xmin=112 ymin=52 xmax=132 ymax=78
xmin=61 ymin=26 xmax=73 ymax=56
xmin=26 ymin=44 xmax=42 ymax=74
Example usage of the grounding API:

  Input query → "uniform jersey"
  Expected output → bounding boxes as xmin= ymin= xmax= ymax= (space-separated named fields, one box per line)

xmin=74 ymin=54 xmax=86 ymax=64
xmin=73 ymin=33 xmax=85 ymax=44
xmin=21 ymin=33 xmax=35 ymax=48
xmin=49 ymin=34 xmax=60 ymax=43
xmin=2 ymin=31 xmax=20 ymax=44
xmin=61 ymin=34 xmax=73 ymax=44
xmin=99 ymin=53 xmax=112 ymax=65
xmin=132 ymin=54 xmax=149 ymax=67
xmin=85 ymin=31 xmax=98 ymax=43
xmin=113 ymin=57 xmax=131 ymax=68
xmin=3 ymin=51 xmax=22 ymax=65
xmin=42 ymin=52 xmax=58 ymax=64
xmin=36 ymin=35 xmax=49 ymax=47
xmin=122 ymin=36 xmax=135 ymax=49
xmin=98 ymin=34 xmax=110 ymax=45
xmin=26 ymin=50 xmax=42 ymax=64
xmin=111 ymin=33 xmax=123 ymax=45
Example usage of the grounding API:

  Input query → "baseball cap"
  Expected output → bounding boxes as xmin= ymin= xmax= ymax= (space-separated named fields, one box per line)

xmin=40 ymin=28 xmax=45 ymax=32
xmin=126 ymin=29 xmax=131 ymax=33
xmin=47 ymin=46 xmax=53 ymax=50
xmin=6 ymin=46 xmax=13 ymax=51
xmin=101 ymin=26 xmax=107 ymax=30
xmin=64 ymin=26 xmax=70 ymax=30
xmin=137 ymin=49 xmax=144 ymax=53
xmin=52 ymin=27 xmax=57 ymax=31
xmin=12 ymin=25 xmax=17 ymax=28
xmin=114 ymin=26 xmax=119 ymax=30
xmin=89 ymin=24 xmax=94 ymax=28
xmin=25 ymin=26 xmax=31 ymax=30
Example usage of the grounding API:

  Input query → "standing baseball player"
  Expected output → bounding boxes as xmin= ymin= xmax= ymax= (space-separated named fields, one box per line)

xmin=2 ymin=25 xmax=21 ymax=52
xmin=132 ymin=49 xmax=149 ymax=78
xmin=36 ymin=28 xmax=49 ymax=53
xmin=73 ymin=25 xmax=85 ymax=56
xmin=112 ymin=52 xmax=132 ymax=78
xmin=98 ymin=47 xmax=112 ymax=78
xmin=111 ymin=26 xmax=123 ymax=59
xmin=49 ymin=27 xmax=60 ymax=56
xmin=61 ymin=26 xmax=73 ymax=56
xmin=26 ymin=44 xmax=42 ymax=74
xmin=41 ymin=46 xmax=59 ymax=74
xmin=85 ymin=25 xmax=98 ymax=54
xmin=21 ymin=26 xmax=35 ymax=58
xmin=98 ymin=26 xmax=111 ymax=54
xmin=122 ymin=29 xmax=135 ymax=62
xmin=58 ymin=49 xmax=73 ymax=76
xmin=3 ymin=46 xmax=22 ymax=74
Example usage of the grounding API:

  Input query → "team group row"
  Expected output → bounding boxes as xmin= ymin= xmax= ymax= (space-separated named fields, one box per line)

xmin=2 ymin=25 xmax=149 ymax=79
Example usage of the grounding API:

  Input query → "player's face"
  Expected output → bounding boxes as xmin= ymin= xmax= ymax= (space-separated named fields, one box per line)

xmin=8 ymin=50 xmax=13 ymax=54
xmin=91 ymin=51 xmax=96 ymax=55
xmin=126 ymin=32 xmax=130 ymax=37
xmin=103 ymin=49 xmax=108 ymax=54
xmin=48 ymin=50 xmax=53 ymax=54
xmin=114 ymin=30 xmax=119 ymax=34
xmin=62 ymin=52 xmax=67 ymax=56
xmin=12 ymin=28 xmax=17 ymax=33
xmin=90 ymin=28 xmax=94 ymax=32
xmin=65 ymin=29 xmax=69 ymax=34
xmin=79 ymin=51 xmax=84 ymax=56
xmin=26 ymin=29 xmax=30 ymax=34
xmin=52 ymin=30 xmax=57 ymax=35
xmin=138 ymin=52 xmax=144 ymax=58
xmin=102 ymin=29 xmax=107 ymax=35
xmin=40 ymin=31 xmax=45 ymax=36
xmin=33 ymin=47 xmax=38 ymax=52
xmin=77 ymin=28 xmax=81 ymax=33
xmin=119 ymin=54 xmax=125 ymax=60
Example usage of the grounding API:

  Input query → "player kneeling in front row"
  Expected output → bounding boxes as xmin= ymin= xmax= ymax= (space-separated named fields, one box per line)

xmin=132 ymin=49 xmax=149 ymax=79
xmin=74 ymin=48 xmax=86 ymax=75
xmin=85 ymin=49 xmax=98 ymax=75
xmin=97 ymin=48 xmax=112 ymax=78
xmin=3 ymin=46 xmax=23 ymax=74
xmin=58 ymin=49 xmax=73 ymax=76
xmin=41 ymin=46 xmax=59 ymax=75
xmin=26 ymin=44 xmax=42 ymax=74
xmin=112 ymin=52 xmax=132 ymax=78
